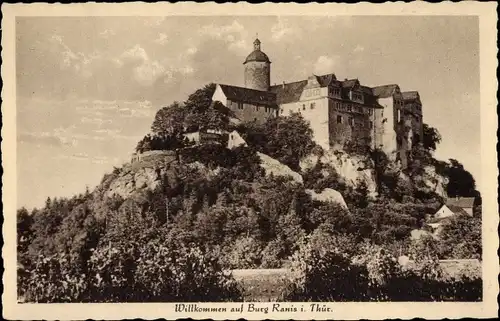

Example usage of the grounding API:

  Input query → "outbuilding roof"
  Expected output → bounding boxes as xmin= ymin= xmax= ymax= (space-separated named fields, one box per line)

xmin=270 ymin=80 xmax=308 ymax=105
xmin=218 ymin=84 xmax=277 ymax=107
xmin=446 ymin=197 xmax=475 ymax=209
xmin=372 ymin=84 xmax=400 ymax=98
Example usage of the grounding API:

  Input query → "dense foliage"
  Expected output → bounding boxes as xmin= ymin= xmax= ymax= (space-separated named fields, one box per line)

xmin=238 ymin=112 xmax=316 ymax=171
xmin=17 ymin=84 xmax=482 ymax=302
xmin=280 ymin=229 xmax=481 ymax=301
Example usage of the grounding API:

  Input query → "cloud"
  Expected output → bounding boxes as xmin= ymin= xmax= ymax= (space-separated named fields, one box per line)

xmin=81 ymin=117 xmax=113 ymax=126
xmin=353 ymin=44 xmax=365 ymax=53
xmin=18 ymin=127 xmax=78 ymax=148
xmin=313 ymin=55 xmax=340 ymax=75
xmin=154 ymin=33 xmax=169 ymax=45
xmin=99 ymin=29 xmax=116 ymax=39
xmin=271 ymin=18 xmax=294 ymax=41
xmin=49 ymin=34 xmax=101 ymax=78
xmin=186 ymin=46 xmax=198 ymax=55
xmin=143 ymin=17 xmax=166 ymax=27
xmin=199 ymin=20 xmax=250 ymax=53
xmin=118 ymin=44 xmax=171 ymax=86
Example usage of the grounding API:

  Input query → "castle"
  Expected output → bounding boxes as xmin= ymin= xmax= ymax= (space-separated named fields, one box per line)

xmin=212 ymin=38 xmax=423 ymax=167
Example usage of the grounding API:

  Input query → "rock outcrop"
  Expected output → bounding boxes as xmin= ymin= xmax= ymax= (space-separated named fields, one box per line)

xmin=301 ymin=149 xmax=378 ymax=198
xmin=257 ymin=152 xmax=303 ymax=184
xmin=305 ymin=188 xmax=348 ymax=209
xmin=106 ymin=165 xmax=165 ymax=199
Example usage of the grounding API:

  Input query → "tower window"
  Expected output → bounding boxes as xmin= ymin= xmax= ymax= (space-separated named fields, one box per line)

xmin=238 ymin=102 xmax=243 ymax=110
xmin=397 ymin=109 xmax=401 ymax=122
xmin=310 ymin=103 xmax=315 ymax=110
xmin=337 ymin=115 xmax=343 ymax=124
xmin=347 ymin=104 xmax=352 ymax=112
xmin=369 ymin=121 xmax=373 ymax=129
xmin=302 ymin=104 xmax=306 ymax=110
xmin=348 ymin=117 xmax=353 ymax=126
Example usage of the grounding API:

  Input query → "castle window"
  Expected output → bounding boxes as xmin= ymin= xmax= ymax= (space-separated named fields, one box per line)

xmin=397 ymin=109 xmax=401 ymax=122
xmin=302 ymin=104 xmax=306 ymax=110
xmin=337 ymin=115 xmax=343 ymax=124
xmin=238 ymin=102 xmax=243 ymax=110
xmin=347 ymin=104 xmax=352 ymax=112
xmin=255 ymin=106 xmax=259 ymax=111
xmin=348 ymin=117 xmax=353 ymax=126
xmin=369 ymin=121 xmax=373 ymax=129
xmin=369 ymin=108 xmax=373 ymax=116
xmin=310 ymin=103 xmax=315 ymax=110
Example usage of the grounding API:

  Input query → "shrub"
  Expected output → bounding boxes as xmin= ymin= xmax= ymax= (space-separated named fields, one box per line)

xmin=20 ymin=232 xmax=243 ymax=302
xmin=261 ymin=238 xmax=286 ymax=268
xmin=280 ymin=232 xmax=482 ymax=302
xmin=227 ymin=236 xmax=263 ymax=269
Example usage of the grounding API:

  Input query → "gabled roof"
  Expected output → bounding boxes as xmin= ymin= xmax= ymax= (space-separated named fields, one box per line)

xmin=341 ymin=79 xmax=359 ymax=89
xmin=270 ymin=80 xmax=308 ymax=105
xmin=372 ymin=84 xmax=399 ymax=98
xmin=218 ymin=84 xmax=277 ymax=107
xmin=402 ymin=91 xmax=420 ymax=101
xmin=447 ymin=205 xmax=469 ymax=216
xmin=316 ymin=73 xmax=338 ymax=86
xmin=446 ymin=197 xmax=475 ymax=209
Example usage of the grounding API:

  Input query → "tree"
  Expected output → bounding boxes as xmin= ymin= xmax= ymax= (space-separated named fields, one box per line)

xmin=445 ymin=159 xmax=479 ymax=198
xmin=437 ymin=215 xmax=481 ymax=259
xmin=239 ymin=113 xmax=316 ymax=171
xmin=422 ymin=123 xmax=441 ymax=152
xmin=151 ymin=101 xmax=185 ymax=135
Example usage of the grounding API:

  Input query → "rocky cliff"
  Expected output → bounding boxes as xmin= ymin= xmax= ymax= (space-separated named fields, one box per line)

xmin=300 ymin=149 xmax=378 ymax=198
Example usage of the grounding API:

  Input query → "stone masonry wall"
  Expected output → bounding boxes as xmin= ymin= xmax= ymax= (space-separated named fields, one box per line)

xmin=244 ymin=61 xmax=270 ymax=91
xmin=227 ymin=99 xmax=276 ymax=124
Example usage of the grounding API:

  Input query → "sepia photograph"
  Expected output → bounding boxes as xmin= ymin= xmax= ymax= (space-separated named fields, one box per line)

xmin=2 ymin=2 xmax=498 ymax=320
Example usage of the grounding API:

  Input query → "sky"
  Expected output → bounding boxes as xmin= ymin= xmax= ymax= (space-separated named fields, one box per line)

xmin=16 ymin=15 xmax=480 ymax=209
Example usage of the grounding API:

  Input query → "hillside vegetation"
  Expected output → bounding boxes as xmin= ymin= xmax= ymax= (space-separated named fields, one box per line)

xmin=18 ymin=84 xmax=482 ymax=302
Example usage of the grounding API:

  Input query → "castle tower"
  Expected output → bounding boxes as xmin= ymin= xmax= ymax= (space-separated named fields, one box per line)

xmin=243 ymin=38 xmax=271 ymax=91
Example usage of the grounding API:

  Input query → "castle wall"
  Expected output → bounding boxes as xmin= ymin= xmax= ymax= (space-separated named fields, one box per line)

xmin=375 ymin=97 xmax=398 ymax=157
xmin=244 ymin=61 xmax=270 ymax=91
xmin=279 ymin=97 xmax=330 ymax=149
xmin=328 ymin=99 xmax=373 ymax=149
xmin=227 ymin=99 xmax=276 ymax=124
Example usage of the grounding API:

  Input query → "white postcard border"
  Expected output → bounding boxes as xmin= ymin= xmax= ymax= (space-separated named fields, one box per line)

xmin=2 ymin=2 xmax=498 ymax=320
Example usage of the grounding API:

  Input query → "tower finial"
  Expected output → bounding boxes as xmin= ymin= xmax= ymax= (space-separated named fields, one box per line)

xmin=253 ymin=37 xmax=261 ymax=51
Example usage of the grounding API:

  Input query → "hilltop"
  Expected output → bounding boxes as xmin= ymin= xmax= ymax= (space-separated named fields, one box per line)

xmin=17 ymin=83 xmax=482 ymax=302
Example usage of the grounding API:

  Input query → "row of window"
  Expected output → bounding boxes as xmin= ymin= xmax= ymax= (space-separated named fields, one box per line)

xmin=351 ymin=92 xmax=363 ymax=102
xmin=236 ymin=102 xmax=274 ymax=113
xmin=328 ymin=87 xmax=341 ymax=97
xmin=279 ymin=102 xmax=316 ymax=114
xmin=334 ymin=101 xmax=373 ymax=115
xmin=336 ymin=115 xmax=373 ymax=129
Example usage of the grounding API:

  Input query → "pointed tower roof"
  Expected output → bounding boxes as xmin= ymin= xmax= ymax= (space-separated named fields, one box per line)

xmin=244 ymin=38 xmax=271 ymax=64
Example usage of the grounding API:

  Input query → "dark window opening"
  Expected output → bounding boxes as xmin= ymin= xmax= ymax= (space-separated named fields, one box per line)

xmin=337 ymin=115 xmax=342 ymax=124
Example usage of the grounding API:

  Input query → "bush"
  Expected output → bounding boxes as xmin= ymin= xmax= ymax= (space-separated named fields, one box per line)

xmin=20 ymin=231 xmax=243 ymax=302
xmin=280 ymin=232 xmax=482 ymax=302
xmin=260 ymin=238 xmax=286 ymax=268
xmin=227 ymin=236 xmax=263 ymax=269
